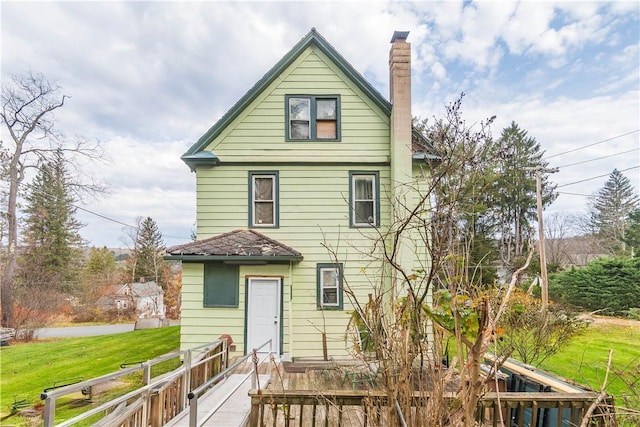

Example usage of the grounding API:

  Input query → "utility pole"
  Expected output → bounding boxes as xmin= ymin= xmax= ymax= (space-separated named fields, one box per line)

xmin=525 ymin=166 xmax=558 ymax=321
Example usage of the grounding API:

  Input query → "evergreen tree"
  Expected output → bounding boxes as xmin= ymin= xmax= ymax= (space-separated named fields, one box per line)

xmin=86 ymin=246 xmax=117 ymax=276
xmin=488 ymin=122 xmax=557 ymax=271
xmin=19 ymin=149 xmax=84 ymax=293
xmin=132 ymin=216 xmax=166 ymax=286
xmin=624 ymin=208 xmax=640 ymax=257
xmin=79 ymin=246 xmax=120 ymax=304
xmin=588 ymin=169 xmax=640 ymax=254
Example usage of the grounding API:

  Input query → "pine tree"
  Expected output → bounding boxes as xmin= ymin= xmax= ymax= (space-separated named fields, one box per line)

xmin=19 ymin=149 xmax=84 ymax=293
xmin=624 ymin=208 xmax=640 ymax=256
xmin=488 ymin=122 xmax=557 ymax=270
xmin=132 ymin=216 xmax=166 ymax=286
xmin=588 ymin=169 xmax=640 ymax=254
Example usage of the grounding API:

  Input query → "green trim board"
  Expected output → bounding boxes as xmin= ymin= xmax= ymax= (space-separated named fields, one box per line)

xmin=208 ymin=161 xmax=391 ymax=167
xmin=181 ymin=28 xmax=391 ymax=164
xmin=164 ymin=255 xmax=303 ymax=263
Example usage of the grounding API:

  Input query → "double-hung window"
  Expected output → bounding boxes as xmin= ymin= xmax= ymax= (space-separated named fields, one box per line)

xmin=286 ymin=95 xmax=340 ymax=141
xmin=249 ymin=171 xmax=278 ymax=227
xmin=317 ymin=263 xmax=343 ymax=309
xmin=350 ymin=171 xmax=380 ymax=227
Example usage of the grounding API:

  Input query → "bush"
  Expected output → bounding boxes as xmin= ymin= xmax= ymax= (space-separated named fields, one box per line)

xmin=626 ymin=307 xmax=640 ymax=320
xmin=549 ymin=257 xmax=640 ymax=315
xmin=497 ymin=290 xmax=588 ymax=366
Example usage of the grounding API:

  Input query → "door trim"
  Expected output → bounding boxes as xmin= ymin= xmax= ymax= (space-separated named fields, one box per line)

xmin=244 ymin=277 xmax=283 ymax=355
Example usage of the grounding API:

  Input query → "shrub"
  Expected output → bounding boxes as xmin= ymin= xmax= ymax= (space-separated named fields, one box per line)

xmin=549 ymin=257 xmax=640 ymax=315
xmin=496 ymin=290 xmax=588 ymax=366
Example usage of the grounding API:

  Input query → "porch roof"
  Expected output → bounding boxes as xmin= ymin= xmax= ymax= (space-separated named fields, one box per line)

xmin=164 ymin=229 xmax=303 ymax=263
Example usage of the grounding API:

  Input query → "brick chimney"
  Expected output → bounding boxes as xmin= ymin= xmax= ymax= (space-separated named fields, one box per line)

xmin=389 ymin=31 xmax=414 ymax=290
xmin=389 ymin=31 xmax=412 ymax=186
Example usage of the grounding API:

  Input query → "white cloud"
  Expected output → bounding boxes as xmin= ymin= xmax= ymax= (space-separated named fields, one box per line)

xmin=2 ymin=1 xmax=638 ymax=246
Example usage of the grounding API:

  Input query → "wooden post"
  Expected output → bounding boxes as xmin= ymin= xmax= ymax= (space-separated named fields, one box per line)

xmin=526 ymin=166 xmax=558 ymax=321
xmin=322 ymin=332 xmax=328 ymax=361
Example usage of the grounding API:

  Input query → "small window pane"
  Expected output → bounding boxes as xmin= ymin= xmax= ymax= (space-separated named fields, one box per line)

xmin=323 ymin=288 xmax=337 ymax=304
xmin=290 ymin=121 xmax=310 ymax=139
xmin=355 ymin=201 xmax=374 ymax=224
xmin=317 ymin=121 xmax=336 ymax=139
xmin=254 ymin=177 xmax=273 ymax=200
xmin=355 ymin=177 xmax=374 ymax=199
xmin=322 ymin=269 xmax=337 ymax=286
xmin=289 ymin=98 xmax=310 ymax=120
xmin=317 ymin=99 xmax=336 ymax=119
xmin=255 ymin=202 xmax=274 ymax=225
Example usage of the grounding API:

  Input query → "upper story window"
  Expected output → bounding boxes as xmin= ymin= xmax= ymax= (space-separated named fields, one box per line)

xmin=286 ymin=95 xmax=340 ymax=141
xmin=350 ymin=171 xmax=380 ymax=227
xmin=249 ymin=171 xmax=279 ymax=228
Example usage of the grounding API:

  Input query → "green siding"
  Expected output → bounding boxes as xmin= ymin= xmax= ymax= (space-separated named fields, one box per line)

xmin=205 ymin=47 xmax=390 ymax=163
xmin=188 ymin=165 xmax=391 ymax=358
xmin=180 ymin=41 xmax=433 ymax=359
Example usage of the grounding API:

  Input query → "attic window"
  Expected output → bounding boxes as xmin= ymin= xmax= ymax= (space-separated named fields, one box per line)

xmin=286 ymin=95 xmax=340 ymax=141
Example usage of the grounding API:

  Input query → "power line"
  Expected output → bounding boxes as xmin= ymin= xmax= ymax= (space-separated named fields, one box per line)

xmin=544 ymin=129 xmax=640 ymax=160
xmin=558 ymin=191 xmax=591 ymax=197
xmin=554 ymin=148 xmax=640 ymax=169
xmin=557 ymin=165 xmax=640 ymax=188
xmin=75 ymin=206 xmax=137 ymax=229
xmin=74 ymin=205 xmax=190 ymax=241
xmin=21 ymin=187 xmax=191 ymax=241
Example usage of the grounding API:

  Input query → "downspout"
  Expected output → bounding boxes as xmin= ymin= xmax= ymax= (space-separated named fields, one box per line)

xmin=288 ymin=261 xmax=294 ymax=360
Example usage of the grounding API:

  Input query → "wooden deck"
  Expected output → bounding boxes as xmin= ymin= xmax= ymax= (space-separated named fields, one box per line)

xmin=242 ymin=359 xmax=609 ymax=427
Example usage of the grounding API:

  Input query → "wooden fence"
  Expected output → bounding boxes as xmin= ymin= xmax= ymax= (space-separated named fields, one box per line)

xmin=248 ymin=389 xmax=612 ymax=427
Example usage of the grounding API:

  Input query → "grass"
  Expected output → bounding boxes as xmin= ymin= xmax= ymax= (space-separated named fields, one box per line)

xmin=539 ymin=322 xmax=640 ymax=410
xmin=0 ymin=326 xmax=180 ymax=424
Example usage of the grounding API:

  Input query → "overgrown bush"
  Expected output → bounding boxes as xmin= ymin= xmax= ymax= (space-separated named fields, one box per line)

xmin=626 ymin=307 xmax=640 ymax=320
xmin=496 ymin=290 xmax=588 ymax=365
xmin=549 ymin=256 xmax=640 ymax=315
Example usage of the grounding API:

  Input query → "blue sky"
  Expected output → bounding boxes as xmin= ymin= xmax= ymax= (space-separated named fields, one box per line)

xmin=2 ymin=1 xmax=639 ymax=247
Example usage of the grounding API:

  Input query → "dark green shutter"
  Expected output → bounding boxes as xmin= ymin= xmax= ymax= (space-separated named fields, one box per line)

xmin=204 ymin=263 xmax=239 ymax=307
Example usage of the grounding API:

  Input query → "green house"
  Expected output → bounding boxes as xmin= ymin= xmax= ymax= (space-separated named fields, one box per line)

xmin=166 ymin=29 xmax=437 ymax=360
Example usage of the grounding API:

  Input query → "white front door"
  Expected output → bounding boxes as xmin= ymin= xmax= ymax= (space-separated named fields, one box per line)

xmin=247 ymin=278 xmax=281 ymax=354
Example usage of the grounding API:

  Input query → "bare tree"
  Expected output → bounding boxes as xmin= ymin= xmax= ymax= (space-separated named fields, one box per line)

xmin=1 ymin=71 xmax=103 ymax=327
xmin=323 ymin=96 xmax=543 ymax=426
xmin=544 ymin=211 xmax=580 ymax=271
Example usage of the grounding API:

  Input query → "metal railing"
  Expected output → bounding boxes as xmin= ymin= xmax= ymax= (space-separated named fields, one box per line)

xmin=187 ymin=339 xmax=273 ymax=427
xmin=40 ymin=339 xmax=227 ymax=427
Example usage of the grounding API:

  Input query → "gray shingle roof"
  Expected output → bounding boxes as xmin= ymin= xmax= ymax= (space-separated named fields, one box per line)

xmin=166 ymin=229 xmax=302 ymax=258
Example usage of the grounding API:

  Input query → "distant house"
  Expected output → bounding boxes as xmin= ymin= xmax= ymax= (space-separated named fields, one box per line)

xmin=97 ymin=281 xmax=165 ymax=318
xmin=166 ymin=29 xmax=436 ymax=360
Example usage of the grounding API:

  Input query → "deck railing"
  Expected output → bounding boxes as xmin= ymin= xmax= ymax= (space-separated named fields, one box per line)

xmin=40 ymin=338 xmax=228 ymax=427
xmin=247 ymin=389 xmax=611 ymax=427
xmin=187 ymin=339 xmax=273 ymax=427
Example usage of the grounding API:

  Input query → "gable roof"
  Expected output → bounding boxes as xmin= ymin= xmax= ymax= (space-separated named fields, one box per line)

xmin=131 ymin=281 xmax=163 ymax=297
xmin=182 ymin=28 xmax=392 ymax=170
xmin=165 ymin=229 xmax=303 ymax=263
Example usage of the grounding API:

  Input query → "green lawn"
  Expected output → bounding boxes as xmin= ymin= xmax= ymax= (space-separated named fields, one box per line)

xmin=0 ymin=326 xmax=180 ymax=423
xmin=539 ymin=322 xmax=640 ymax=409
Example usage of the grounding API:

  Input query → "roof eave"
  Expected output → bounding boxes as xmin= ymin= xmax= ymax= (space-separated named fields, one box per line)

xmin=412 ymin=153 xmax=442 ymax=162
xmin=181 ymin=152 xmax=220 ymax=171
xmin=163 ymin=254 xmax=304 ymax=264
